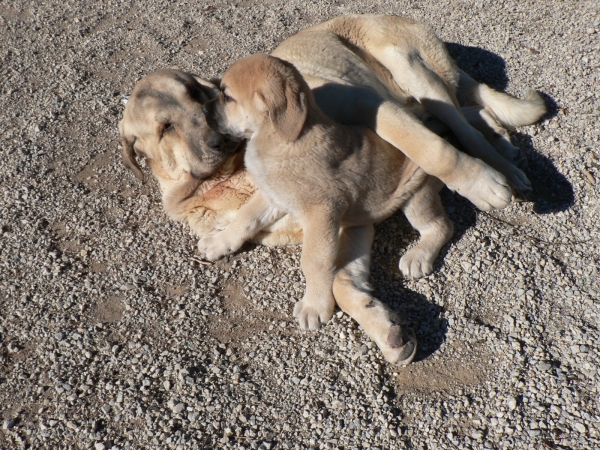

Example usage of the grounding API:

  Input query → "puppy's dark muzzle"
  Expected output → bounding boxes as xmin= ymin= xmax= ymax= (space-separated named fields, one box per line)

xmin=202 ymin=98 xmax=243 ymax=153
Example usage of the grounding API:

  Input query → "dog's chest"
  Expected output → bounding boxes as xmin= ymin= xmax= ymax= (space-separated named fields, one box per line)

xmin=245 ymin=142 xmax=298 ymax=212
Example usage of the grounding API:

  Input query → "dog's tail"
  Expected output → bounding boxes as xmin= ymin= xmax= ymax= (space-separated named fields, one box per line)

xmin=458 ymin=70 xmax=547 ymax=128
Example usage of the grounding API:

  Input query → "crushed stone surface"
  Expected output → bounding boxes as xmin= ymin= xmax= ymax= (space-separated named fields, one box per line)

xmin=1 ymin=1 xmax=599 ymax=449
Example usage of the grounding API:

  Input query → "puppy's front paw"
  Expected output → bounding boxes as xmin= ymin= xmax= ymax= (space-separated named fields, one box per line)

xmin=198 ymin=232 xmax=241 ymax=261
xmin=293 ymin=294 xmax=335 ymax=331
xmin=399 ymin=247 xmax=435 ymax=279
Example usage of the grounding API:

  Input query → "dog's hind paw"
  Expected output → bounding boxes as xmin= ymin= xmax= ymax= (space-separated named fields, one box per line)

xmin=505 ymin=164 xmax=532 ymax=201
xmin=385 ymin=325 xmax=417 ymax=366
xmin=448 ymin=159 xmax=512 ymax=211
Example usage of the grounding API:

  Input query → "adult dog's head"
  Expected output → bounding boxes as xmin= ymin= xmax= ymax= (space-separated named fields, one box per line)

xmin=119 ymin=69 xmax=243 ymax=186
xmin=202 ymin=54 xmax=309 ymax=143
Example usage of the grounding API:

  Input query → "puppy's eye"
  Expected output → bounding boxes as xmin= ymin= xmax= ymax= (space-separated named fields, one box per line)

xmin=221 ymin=90 xmax=234 ymax=103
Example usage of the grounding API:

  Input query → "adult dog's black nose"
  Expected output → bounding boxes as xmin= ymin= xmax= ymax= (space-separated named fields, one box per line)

xmin=206 ymin=132 xmax=225 ymax=150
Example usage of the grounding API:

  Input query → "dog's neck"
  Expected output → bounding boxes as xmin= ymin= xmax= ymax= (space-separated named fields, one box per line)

xmin=160 ymin=151 xmax=247 ymax=218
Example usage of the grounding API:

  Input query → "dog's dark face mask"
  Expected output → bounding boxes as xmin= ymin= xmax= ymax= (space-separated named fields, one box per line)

xmin=120 ymin=69 xmax=244 ymax=184
xmin=201 ymin=93 xmax=247 ymax=142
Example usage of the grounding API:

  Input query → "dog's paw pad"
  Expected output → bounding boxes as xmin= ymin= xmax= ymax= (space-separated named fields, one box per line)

xmin=399 ymin=248 xmax=434 ymax=279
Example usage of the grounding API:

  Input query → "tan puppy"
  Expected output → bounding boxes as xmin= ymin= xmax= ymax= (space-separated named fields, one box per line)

xmin=272 ymin=15 xmax=545 ymax=206
xmin=201 ymin=54 xmax=456 ymax=330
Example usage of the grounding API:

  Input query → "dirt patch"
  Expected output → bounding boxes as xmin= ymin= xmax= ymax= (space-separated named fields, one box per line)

xmin=166 ymin=284 xmax=190 ymax=298
xmin=210 ymin=281 xmax=268 ymax=344
xmin=92 ymin=295 xmax=125 ymax=324
xmin=57 ymin=239 xmax=84 ymax=255
xmin=394 ymin=357 xmax=488 ymax=393
xmin=207 ymin=313 xmax=270 ymax=345
xmin=222 ymin=280 xmax=252 ymax=312
xmin=3 ymin=339 xmax=39 ymax=367
xmin=90 ymin=261 xmax=107 ymax=272
xmin=208 ymin=280 xmax=293 ymax=345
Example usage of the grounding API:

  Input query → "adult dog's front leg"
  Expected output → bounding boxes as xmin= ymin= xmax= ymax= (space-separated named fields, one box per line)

xmin=293 ymin=208 xmax=339 ymax=331
xmin=335 ymin=90 xmax=512 ymax=211
xmin=198 ymin=191 xmax=283 ymax=261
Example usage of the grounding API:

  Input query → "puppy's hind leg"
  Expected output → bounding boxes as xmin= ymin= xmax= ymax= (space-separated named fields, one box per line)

xmin=333 ymin=225 xmax=417 ymax=365
xmin=353 ymin=92 xmax=512 ymax=211
xmin=399 ymin=176 xmax=454 ymax=279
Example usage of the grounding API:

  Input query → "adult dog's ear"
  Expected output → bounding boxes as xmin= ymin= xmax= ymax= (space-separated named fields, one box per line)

xmin=119 ymin=121 xmax=145 ymax=182
xmin=256 ymin=66 xmax=307 ymax=142
xmin=191 ymin=76 xmax=220 ymax=102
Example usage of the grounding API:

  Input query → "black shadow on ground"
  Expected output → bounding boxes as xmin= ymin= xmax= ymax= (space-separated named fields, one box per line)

xmin=446 ymin=42 xmax=509 ymax=91
xmin=513 ymin=132 xmax=574 ymax=213
xmin=446 ymin=42 xmax=559 ymax=121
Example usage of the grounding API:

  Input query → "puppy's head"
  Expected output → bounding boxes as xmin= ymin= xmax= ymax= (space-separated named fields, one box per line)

xmin=119 ymin=69 xmax=243 ymax=185
xmin=203 ymin=54 xmax=308 ymax=142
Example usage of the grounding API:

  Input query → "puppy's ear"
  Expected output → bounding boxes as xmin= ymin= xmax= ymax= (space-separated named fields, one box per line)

xmin=119 ymin=120 xmax=145 ymax=182
xmin=256 ymin=67 xmax=307 ymax=142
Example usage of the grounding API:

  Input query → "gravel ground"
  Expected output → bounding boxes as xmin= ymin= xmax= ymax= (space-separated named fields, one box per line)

xmin=1 ymin=1 xmax=599 ymax=449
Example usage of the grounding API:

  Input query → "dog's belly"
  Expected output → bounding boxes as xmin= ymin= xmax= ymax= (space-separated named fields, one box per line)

xmin=341 ymin=167 xmax=429 ymax=227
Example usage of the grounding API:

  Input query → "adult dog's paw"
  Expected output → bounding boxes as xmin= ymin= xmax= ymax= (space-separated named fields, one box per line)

xmin=197 ymin=232 xmax=241 ymax=261
xmin=449 ymin=159 xmax=512 ymax=211
xmin=293 ymin=295 xmax=335 ymax=331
